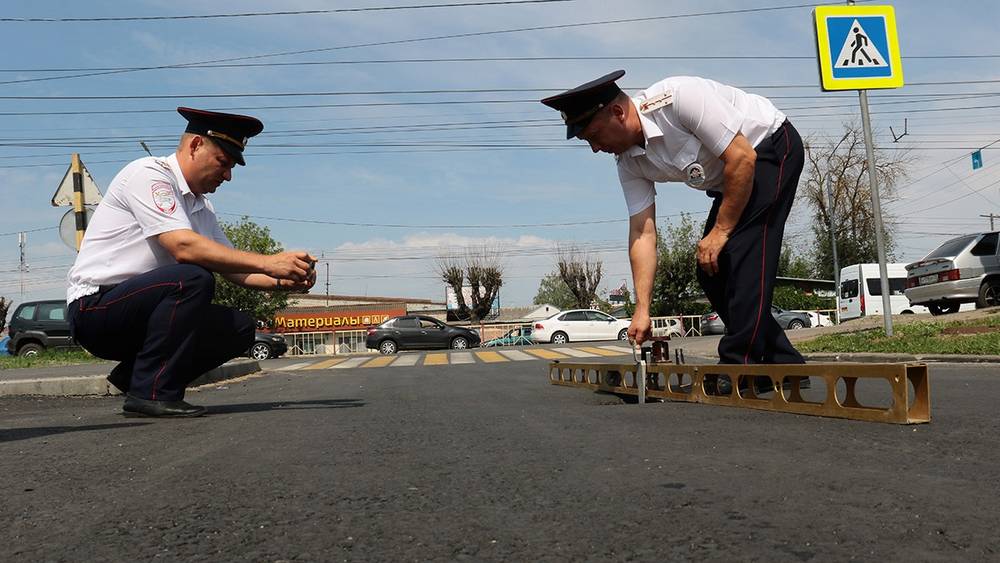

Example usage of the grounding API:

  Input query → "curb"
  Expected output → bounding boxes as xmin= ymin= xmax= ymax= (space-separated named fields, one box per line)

xmin=0 ymin=359 xmax=261 ymax=397
xmin=803 ymin=353 xmax=1000 ymax=364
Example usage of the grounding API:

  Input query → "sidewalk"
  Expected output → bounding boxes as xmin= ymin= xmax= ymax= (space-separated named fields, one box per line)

xmin=0 ymin=359 xmax=260 ymax=397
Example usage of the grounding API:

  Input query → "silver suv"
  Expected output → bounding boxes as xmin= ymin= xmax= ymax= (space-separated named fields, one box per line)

xmin=904 ymin=232 xmax=1000 ymax=315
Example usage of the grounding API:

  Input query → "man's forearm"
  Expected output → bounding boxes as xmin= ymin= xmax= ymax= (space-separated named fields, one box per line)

xmin=628 ymin=210 xmax=658 ymax=316
xmin=160 ymin=230 xmax=266 ymax=274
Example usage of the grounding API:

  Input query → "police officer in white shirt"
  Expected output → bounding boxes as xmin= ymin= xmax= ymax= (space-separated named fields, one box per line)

xmin=67 ymin=107 xmax=316 ymax=417
xmin=542 ymin=71 xmax=806 ymax=389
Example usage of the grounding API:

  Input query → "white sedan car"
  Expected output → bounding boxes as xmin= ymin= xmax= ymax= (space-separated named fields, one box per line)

xmin=531 ymin=309 xmax=630 ymax=344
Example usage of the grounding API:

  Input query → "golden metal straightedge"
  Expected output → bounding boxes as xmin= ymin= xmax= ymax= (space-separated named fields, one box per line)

xmin=548 ymin=361 xmax=930 ymax=425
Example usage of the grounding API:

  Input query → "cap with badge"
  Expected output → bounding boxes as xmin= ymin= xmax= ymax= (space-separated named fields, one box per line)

xmin=177 ymin=107 xmax=264 ymax=166
xmin=540 ymin=70 xmax=625 ymax=139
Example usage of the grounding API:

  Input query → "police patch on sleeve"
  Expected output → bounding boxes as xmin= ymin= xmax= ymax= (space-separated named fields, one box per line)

xmin=638 ymin=91 xmax=673 ymax=113
xmin=151 ymin=182 xmax=177 ymax=214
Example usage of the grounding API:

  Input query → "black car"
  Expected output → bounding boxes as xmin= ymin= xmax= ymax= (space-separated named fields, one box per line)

xmin=7 ymin=300 xmax=77 ymax=357
xmin=366 ymin=315 xmax=481 ymax=355
xmin=247 ymin=332 xmax=288 ymax=360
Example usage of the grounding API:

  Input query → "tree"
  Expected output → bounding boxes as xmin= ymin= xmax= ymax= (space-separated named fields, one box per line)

xmin=778 ymin=244 xmax=816 ymax=279
xmin=803 ymin=122 xmax=912 ymax=280
xmin=556 ymin=246 xmax=602 ymax=309
xmin=651 ymin=213 xmax=708 ymax=315
xmin=0 ymin=296 xmax=10 ymax=333
xmin=437 ymin=245 xmax=504 ymax=321
xmin=213 ymin=217 xmax=290 ymax=326
xmin=532 ymin=272 xmax=577 ymax=309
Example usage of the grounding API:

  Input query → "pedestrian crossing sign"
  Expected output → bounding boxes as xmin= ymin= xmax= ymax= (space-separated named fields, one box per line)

xmin=814 ymin=5 xmax=904 ymax=91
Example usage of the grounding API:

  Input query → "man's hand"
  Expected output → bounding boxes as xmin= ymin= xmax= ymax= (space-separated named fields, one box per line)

xmin=265 ymin=251 xmax=315 ymax=282
xmin=697 ymin=228 xmax=730 ymax=277
xmin=627 ymin=311 xmax=652 ymax=346
xmin=281 ymin=265 xmax=317 ymax=293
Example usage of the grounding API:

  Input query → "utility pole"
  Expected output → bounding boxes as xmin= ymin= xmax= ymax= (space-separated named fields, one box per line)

xmin=325 ymin=262 xmax=330 ymax=307
xmin=18 ymin=232 xmax=26 ymax=300
xmin=980 ymin=213 xmax=999 ymax=231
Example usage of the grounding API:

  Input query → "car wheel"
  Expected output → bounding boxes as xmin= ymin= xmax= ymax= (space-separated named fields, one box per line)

xmin=451 ymin=336 xmax=469 ymax=349
xmin=617 ymin=329 xmax=629 ymax=341
xmin=378 ymin=340 xmax=398 ymax=355
xmin=551 ymin=332 xmax=569 ymax=344
xmin=977 ymin=280 xmax=1000 ymax=308
xmin=787 ymin=319 xmax=805 ymax=330
xmin=18 ymin=343 xmax=43 ymax=358
xmin=249 ymin=342 xmax=272 ymax=360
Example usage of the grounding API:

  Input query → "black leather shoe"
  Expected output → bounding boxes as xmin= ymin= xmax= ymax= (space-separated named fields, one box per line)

xmin=107 ymin=362 xmax=132 ymax=394
xmin=123 ymin=395 xmax=206 ymax=418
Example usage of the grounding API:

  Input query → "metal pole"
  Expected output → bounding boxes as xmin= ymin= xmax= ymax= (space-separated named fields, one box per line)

xmin=858 ymin=90 xmax=894 ymax=337
xmin=71 ymin=153 xmax=86 ymax=251
xmin=981 ymin=214 xmax=996 ymax=231
xmin=826 ymin=174 xmax=841 ymax=324
xmin=325 ymin=262 xmax=330 ymax=306
xmin=18 ymin=232 xmax=25 ymax=300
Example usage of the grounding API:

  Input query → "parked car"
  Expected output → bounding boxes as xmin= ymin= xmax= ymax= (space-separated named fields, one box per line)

xmin=701 ymin=312 xmax=726 ymax=335
xmin=905 ymin=231 xmax=1000 ymax=314
xmin=6 ymin=300 xmax=78 ymax=357
xmin=483 ymin=326 xmax=533 ymax=347
xmin=799 ymin=311 xmax=834 ymax=328
xmin=700 ymin=306 xmax=812 ymax=335
xmin=531 ymin=309 xmax=630 ymax=344
xmin=839 ymin=263 xmax=929 ymax=320
xmin=247 ymin=332 xmax=288 ymax=360
xmin=366 ymin=315 xmax=481 ymax=355
xmin=652 ymin=317 xmax=685 ymax=338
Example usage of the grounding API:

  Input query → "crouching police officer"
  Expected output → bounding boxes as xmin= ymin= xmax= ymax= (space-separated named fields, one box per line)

xmin=67 ymin=107 xmax=316 ymax=417
xmin=541 ymin=71 xmax=806 ymax=388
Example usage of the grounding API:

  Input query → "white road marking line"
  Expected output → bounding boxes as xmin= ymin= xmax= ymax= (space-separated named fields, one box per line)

xmin=450 ymin=352 xmax=474 ymax=364
xmin=497 ymin=350 xmax=535 ymax=361
xmin=331 ymin=357 xmax=371 ymax=369
xmin=391 ymin=354 xmax=421 ymax=366
xmin=276 ymin=362 xmax=313 ymax=371
xmin=553 ymin=348 xmax=599 ymax=358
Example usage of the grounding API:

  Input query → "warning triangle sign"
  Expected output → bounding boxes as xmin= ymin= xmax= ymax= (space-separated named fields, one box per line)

xmin=834 ymin=19 xmax=888 ymax=69
xmin=51 ymin=158 xmax=103 ymax=207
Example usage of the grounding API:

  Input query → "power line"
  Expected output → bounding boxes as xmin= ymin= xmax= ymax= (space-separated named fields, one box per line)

xmin=0 ymin=0 xmax=574 ymax=23
xmin=5 ymin=53 xmax=999 ymax=73
xmin=0 ymin=2 xmax=866 ymax=87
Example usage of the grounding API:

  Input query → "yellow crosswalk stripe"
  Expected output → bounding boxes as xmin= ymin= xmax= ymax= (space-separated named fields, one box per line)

xmin=423 ymin=353 xmax=449 ymax=365
xmin=475 ymin=351 xmax=508 ymax=363
xmin=577 ymin=346 xmax=624 ymax=357
xmin=363 ymin=356 xmax=396 ymax=368
xmin=524 ymin=348 xmax=569 ymax=360
xmin=303 ymin=357 xmax=347 ymax=370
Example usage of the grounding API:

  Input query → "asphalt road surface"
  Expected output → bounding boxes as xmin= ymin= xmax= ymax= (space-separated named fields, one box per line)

xmin=2 ymin=358 xmax=999 ymax=561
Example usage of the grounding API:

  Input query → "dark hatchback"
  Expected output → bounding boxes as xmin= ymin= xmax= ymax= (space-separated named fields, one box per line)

xmin=366 ymin=315 xmax=481 ymax=355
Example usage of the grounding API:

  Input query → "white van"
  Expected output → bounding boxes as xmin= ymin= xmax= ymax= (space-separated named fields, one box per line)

xmin=838 ymin=263 xmax=930 ymax=321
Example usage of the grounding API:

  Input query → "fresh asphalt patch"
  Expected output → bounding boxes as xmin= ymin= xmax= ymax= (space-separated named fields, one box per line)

xmin=2 ymin=360 xmax=1000 ymax=561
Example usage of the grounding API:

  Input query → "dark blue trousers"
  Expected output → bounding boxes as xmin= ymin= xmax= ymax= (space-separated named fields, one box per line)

xmin=69 ymin=264 xmax=255 ymax=401
xmin=697 ymin=121 xmax=806 ymax=365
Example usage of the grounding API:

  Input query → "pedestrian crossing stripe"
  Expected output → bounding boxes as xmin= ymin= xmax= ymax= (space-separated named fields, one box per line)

xmin=271 ymin=346 xmax=636 ymax=370
xmin=303 ymin=358 xmax=347 ymax=370
xmin=363 ymin=356 xmax=396 ymax=368
xmin=423 ymin=353 xmax=449 ymax=366
xmin=475 ymin=351 xmax=507 ymax=363
xmin=523 ymin=349 xmax=569 ymax=360
xmin=577 ymin=346 xmax=625 ymax=357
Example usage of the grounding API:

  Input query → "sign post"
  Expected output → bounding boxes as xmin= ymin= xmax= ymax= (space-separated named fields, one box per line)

xmin=52 ymin=153 xmax=103 ymax=252
xmin=814 ymin=3 xmax=903 ymax=336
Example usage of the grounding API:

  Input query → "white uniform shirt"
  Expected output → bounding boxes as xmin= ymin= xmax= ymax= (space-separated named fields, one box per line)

xmin=616 ymin=76 xmax=786 ymax=216
xmin=66 ymin=153 xmax=232 ymax=303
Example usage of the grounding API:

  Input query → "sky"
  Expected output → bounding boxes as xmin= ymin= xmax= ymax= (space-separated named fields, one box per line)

xmin=1 ymin=0 xmax=998 ymax=308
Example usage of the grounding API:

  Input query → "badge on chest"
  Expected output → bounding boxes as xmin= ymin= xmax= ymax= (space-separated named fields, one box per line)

xmin=684 ymin=162 xmax=705 ymax=188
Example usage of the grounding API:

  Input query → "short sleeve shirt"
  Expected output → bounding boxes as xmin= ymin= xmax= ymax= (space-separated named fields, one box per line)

xmin=66 ymin=153 xmax=233 ymax=303
xmin=616 ymin=76 xmax=786 ymax=216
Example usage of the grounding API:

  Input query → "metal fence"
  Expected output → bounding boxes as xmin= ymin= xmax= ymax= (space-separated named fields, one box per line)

xmin=284 ymin=330 xmax=373 ymax=357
